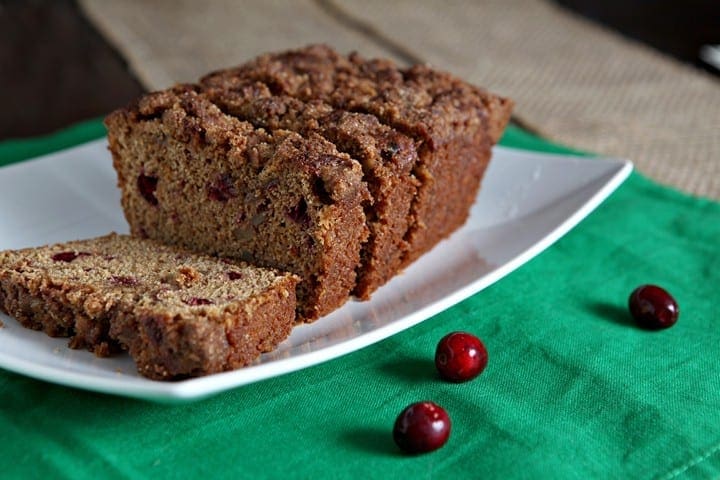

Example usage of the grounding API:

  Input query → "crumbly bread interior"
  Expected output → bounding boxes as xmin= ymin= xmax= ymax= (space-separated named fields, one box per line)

xmin=0 ymin=233 xmax=298 ymax=379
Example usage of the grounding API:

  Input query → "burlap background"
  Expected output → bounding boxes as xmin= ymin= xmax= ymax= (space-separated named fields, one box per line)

xmin=80 ymin=0 xmax=720 ymax=199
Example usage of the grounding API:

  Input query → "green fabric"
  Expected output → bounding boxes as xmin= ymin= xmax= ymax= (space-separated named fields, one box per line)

xmin=1 ymin=121 xmax=719 ymax=479
xmin=0 ymin=118 xmax=107 ymax=169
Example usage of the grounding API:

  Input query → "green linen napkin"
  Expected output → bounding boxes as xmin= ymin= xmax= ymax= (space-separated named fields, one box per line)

xmin=1 ymin=122 xmax=718 ymax=479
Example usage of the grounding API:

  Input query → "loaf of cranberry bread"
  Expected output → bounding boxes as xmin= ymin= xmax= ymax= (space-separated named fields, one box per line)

xmin=0 ymin=234 xmax=299 ymax=380
xmin=203 ymin=83 xmax=420 ymax=299
xmin=105 ymin=87 xmax=369 ymax=321
xmin=201 ymin=44 xmax=514 ymax=268
xmin=107 ymin=45 xmax=513 ymax=315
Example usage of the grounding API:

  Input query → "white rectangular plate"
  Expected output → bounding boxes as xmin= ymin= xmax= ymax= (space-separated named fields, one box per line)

xmin=0 ymin=140 xmax=631 ymax=402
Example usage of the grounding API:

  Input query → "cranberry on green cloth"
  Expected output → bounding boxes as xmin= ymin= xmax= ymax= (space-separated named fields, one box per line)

xmin=435 ymin=331 xmax=488 ymax=382
xmin=393 ymin=401 xmax=451 ymax=454
xmin=629 ymin=284 xmax=679 ymax=329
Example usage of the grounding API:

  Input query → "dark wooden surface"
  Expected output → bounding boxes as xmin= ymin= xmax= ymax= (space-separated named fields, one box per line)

xmin=557 ymin=0 xmax=719 ymax=75
xmin=0 ymin=0 xmax=145 ymax=140
xmin=0 ymin=0 xmax=717 ymax=141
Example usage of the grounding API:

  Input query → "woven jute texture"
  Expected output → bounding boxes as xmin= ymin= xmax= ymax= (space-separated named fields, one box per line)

xmin=80 ymin=0 xmax=720 ymax=199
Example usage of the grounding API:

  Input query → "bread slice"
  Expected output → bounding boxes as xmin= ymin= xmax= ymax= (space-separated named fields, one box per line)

xmin=0 ymin=233 xmax=299 ymax=380
xmin=105 ymin=86 xmax=369 ymax=321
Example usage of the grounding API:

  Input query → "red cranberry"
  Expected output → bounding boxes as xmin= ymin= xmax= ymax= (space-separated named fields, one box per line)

xmin=137 ymin=174 xmax=159 ymax=205
xmin=184 ymin=297 xmax=214 ymax=306
xmin=111 ymin=275 xmax=138 ymax=286
xmin=207 ymin=173 xmax=238 ymax=202
xmin=312 ymin=177 xmax=333 ymax=205
xmin=51 ymin=251 xmax=90 ymax=263
xmin=435 ymin=331 xmax=488 ymax=382
xmin=227 ymin=271 xmax=243 ymax=280
xmin=265 ymin=179 xmax=279 ymax=192
xmin=393 ymin=401 xmax=451 ymax=454
xmin=629 ymin=284 xmax=679 ymax=329
xmin=287 ymin=198 xmax=311 ymax=226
